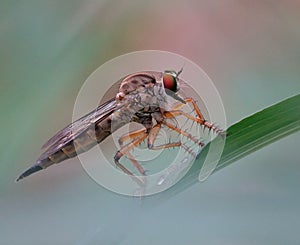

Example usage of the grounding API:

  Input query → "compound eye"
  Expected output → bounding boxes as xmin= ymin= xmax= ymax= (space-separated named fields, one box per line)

xmin=163 ymin=73 xmax=177 ymax=92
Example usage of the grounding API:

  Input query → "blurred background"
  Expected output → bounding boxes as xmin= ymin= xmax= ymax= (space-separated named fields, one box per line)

xmin=1 ymin=0 xmax=300 ymax=244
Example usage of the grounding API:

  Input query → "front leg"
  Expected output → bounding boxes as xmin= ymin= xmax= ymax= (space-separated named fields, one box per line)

xmin=166 ymin=98 xmax=226 ymax=136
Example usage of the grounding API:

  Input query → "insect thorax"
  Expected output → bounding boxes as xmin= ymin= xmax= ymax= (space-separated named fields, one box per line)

xmin=112 ymin=82 xmax=168 ymax=130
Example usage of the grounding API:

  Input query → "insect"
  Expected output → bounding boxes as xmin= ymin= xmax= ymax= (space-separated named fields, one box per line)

xmin=17 ymin=69 xmax=225 ymax=184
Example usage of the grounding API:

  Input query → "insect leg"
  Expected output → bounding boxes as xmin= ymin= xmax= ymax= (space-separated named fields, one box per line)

xmin=147 ymin=123 xmax=162 ymax=148
xmin=147 ymin=123 xmax=197 ymax=157
xmin=118 ymin=128 xmax=148 ymax=176
xmin=150 ymin=142 xmax=197 ymax=158
xmin=114 ymin=131 xmax=148 ymax=186
xmin=164 ymin=110 xmax=224 ymax=136
xmin=118 ymin=128 xmax=147 ymax=146
xmin=169 ymin=98 xmax=225 ymax=136
xmin=162 ymin=121 xmax=205 ymax=147
xmin=147 ymin=123 xmax=182 ymax=150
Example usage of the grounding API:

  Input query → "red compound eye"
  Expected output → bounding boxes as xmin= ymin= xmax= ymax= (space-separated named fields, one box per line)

xmin=163 ymin=73 xmax=177 ymax=92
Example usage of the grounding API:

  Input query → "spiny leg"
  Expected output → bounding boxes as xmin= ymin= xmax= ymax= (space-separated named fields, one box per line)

xmin=150 ymin=142 xmax=197 ymax=158
xmin=162 ymin=121 xmax=205 ymax=148
xmin=147 ymin=123 xmax=197 ymax=158
xmin=117 ymin=124 xmax=183 ymax=187
xmin=115 ymin=130 xmax=148 ymax=186
xmin=148 ymin=124 xmax=182 ymax=151
xmin=169 ymin=98 xmax=225 ymax=136
xmin=118 ymin=128 xmax=147 ymax=146
xmin=166 ymin=99 xmax=226 ymax=181
xmin=117 ymin=128 xmax=148 ymax=176
xmin=146 ymin=123 xmax=199 ymax=186
xmin=147 ymin=123 xmax=162 ymax=148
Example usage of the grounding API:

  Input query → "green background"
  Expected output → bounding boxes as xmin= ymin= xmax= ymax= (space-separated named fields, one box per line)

xmin=1 ymin=1 xmax=300 ymax=244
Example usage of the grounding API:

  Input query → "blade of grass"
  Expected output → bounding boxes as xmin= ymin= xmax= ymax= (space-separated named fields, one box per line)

xmin=147 ymin=94 xmax=300 ymax=200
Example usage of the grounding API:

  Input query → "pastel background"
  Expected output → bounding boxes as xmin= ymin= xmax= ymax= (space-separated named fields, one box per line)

xmin=1 ymin=1 xmax=300 ymax=244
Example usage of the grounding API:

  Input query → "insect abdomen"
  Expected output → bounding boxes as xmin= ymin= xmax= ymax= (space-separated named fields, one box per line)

xmin=17 ymin=116 xmax=114 ymax=181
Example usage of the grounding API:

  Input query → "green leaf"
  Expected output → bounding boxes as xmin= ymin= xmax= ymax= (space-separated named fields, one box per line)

xmin=149 ymin=94 xmax=300 ymax=200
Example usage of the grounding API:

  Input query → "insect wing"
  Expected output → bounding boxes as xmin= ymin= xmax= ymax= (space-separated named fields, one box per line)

xmin=40 ymin=71 xmax=161 ymax=160
xmin=39 ymin=98 xmax=117 ymax=160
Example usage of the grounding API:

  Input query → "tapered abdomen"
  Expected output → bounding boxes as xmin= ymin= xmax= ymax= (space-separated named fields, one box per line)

xmin=17 ymin=116 xmax=115 ymax=181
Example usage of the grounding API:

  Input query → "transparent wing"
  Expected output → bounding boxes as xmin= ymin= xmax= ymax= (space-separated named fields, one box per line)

xmin=39 ymin=71 xmax=161 ymax=161
xmin=39 ymin=98 xmax=118 ymax=159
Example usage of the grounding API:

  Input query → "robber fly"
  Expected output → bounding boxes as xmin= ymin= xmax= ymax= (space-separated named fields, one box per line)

xmin=17 ymin=69 xmax=224 ymax=183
